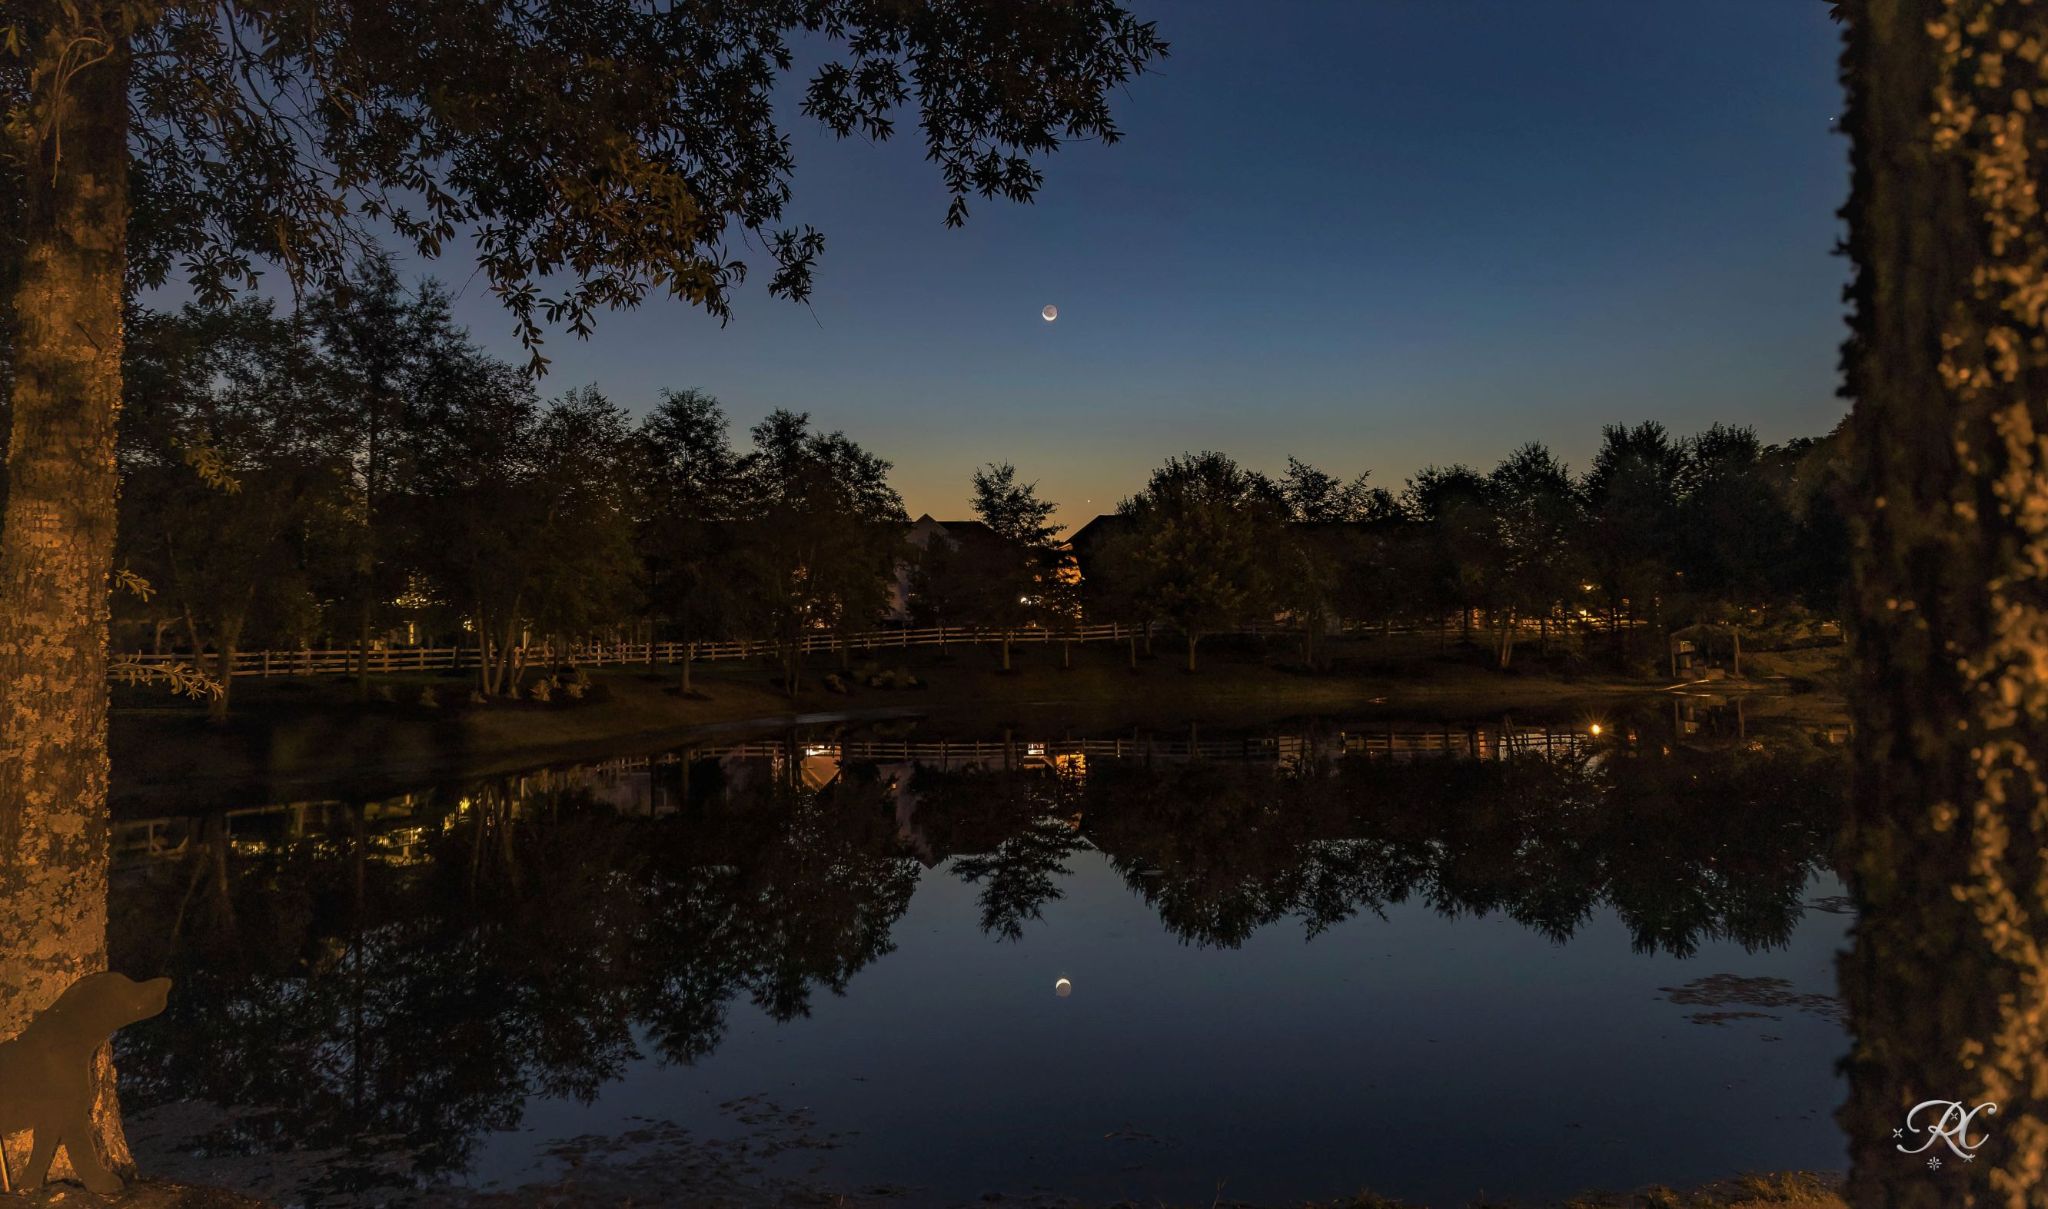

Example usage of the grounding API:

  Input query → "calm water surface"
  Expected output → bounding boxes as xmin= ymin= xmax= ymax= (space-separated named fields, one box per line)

xmin=110 ymin=707 xmax=1851 ymax=1207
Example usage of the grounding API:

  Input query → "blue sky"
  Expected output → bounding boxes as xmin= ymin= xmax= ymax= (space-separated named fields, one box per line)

xmin=423 ymin=1 xmax=1849 ymax=524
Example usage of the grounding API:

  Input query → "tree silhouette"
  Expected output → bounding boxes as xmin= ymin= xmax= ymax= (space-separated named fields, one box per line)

xmin=730 ymin=411 xmax=907 ymax=692
xmin=1581 ymin=423 xmax=1684 ymax=662
xmin=637 ymin=389 xmax=746 ymax=695
xmin=1115 ymin=452 xmax=1287 ymax=672
xmin=946 ymin=463 xmax=1066 ymax=672
xmin=1403 ymin=464 xmax=1499 ymax=648
xmin=1487 ymin=443 xmax=1584 ymax=667
xmin=119 ymin=302 xmax=345 ymax=719
xmin=303 ymin=256 xmax=461 ymax=698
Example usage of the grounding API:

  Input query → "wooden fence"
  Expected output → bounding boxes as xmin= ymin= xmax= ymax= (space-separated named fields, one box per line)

xmin=116 ymin=613 xmax=1631 ymax=681
xmin=117 ymin=621 xmax=1158 ymax=680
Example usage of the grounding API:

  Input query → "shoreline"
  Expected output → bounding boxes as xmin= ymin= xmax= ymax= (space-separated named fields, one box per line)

xmin=110 ymin=639 xmax=1846 ymax=814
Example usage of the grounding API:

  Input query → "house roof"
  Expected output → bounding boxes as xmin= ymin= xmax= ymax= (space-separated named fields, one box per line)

xmin=1066 ymin=513 xmax=1124 ymax=551
xmin=905 ymin=515 xmax=1008 ymax=555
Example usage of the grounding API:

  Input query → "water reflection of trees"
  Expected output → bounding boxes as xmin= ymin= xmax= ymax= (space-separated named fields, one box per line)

xmin=106 ymin=738 xmax=1840 ymax=1195
xmin=911 ymin=742 xmax=1842 ymax=954
xmin=109 ymin=763 xmax=916 ymax=1198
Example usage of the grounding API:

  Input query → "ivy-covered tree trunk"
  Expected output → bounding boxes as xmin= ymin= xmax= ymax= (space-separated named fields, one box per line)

xmin=1839 ymin=2 xmax=2048 ymax=1202
xmin=0 ymin=4 xmax=137 ymax=1183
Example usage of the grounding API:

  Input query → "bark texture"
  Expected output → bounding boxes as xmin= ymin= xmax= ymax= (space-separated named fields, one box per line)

xmin=0 ymin=2 xmax=135 ymax=1183
xmin=1840 ymin=2 xmax=2048 ymax=1203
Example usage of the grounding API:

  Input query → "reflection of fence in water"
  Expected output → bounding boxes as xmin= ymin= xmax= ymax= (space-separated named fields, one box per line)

xmin=111 ymin=723 xmax=1591 ymax=868
xmin=683 ymin=724 xmax=1588 ymax=769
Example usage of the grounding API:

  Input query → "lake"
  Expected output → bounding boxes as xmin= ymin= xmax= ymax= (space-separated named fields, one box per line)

xmin=109 ymin=703 xmax=1852 ymax=1207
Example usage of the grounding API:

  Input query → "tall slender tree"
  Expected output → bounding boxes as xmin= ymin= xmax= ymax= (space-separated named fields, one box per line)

xmin=961 ymin=463 xmax=1064 ymax=672
xmin=639 ymin=389 xmax=743 ymax=695
xmin=304 ymin=256 xmax=458 ymax=696
xmin=1488 ymin=443 xmax=1583 ymax=667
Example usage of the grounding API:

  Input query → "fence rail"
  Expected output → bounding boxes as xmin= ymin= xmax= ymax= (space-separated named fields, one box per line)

xmin=116 ymin=614 xmax=1632 ymax=681
xmin=116 ymin=621 xmax=1162 ymax=679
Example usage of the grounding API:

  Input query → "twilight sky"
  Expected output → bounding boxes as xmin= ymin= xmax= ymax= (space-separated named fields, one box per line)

xmin=429 ymin=1 xmax=1850 ymax=525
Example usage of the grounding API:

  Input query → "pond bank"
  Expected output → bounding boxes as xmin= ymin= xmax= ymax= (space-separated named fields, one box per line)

xmin=110 ymin=637 xmax=1845 ymax=812
xmin=424 ymin=1171 xmax=1850 ymax=1208
xmin=63 ymin=1170 xmax=1842 ymax=1209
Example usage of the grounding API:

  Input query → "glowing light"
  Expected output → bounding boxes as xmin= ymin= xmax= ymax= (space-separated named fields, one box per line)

xmin=1589 ymin=723 xmax=1604 ymax=737
xmin=1055 ymin=977 xmax=1072 ymax=998
xmin=1042 ymin=304 xmax=1058 ymax=322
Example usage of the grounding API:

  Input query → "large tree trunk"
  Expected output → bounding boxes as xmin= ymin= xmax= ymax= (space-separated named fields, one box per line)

xmin=0 ymin=8 xmax=137 ymax=1186
xmin=1839 ymin=3 xmax=2048 ymax=1202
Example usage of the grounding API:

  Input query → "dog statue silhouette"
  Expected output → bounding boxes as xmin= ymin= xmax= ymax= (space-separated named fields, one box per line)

xmin=0 ymin=971 xmax=172 ymax=1194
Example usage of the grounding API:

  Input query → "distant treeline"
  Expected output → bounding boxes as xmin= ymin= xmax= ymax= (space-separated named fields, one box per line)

xmin=0 ymin=257 xmax=1847 ymax=711
xmin=1057 ymin=424 xmax=1847 ymax=672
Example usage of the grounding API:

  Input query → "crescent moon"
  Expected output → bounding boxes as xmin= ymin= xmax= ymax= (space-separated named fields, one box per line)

xmin=1042 ymin=305 xmax=1058 ymax=322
